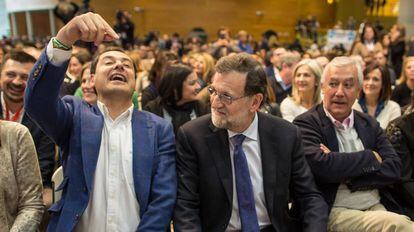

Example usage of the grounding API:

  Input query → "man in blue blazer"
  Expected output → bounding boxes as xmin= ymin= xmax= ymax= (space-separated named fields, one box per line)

xmin=24 ymin=13 xmax=176 ymax=231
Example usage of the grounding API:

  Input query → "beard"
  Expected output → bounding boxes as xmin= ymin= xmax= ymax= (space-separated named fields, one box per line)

xmin=211 ymin=111 xmax=229 ymax=129
xmin=211 ymin=109 xmax=249 ymax=131
xmin=4 ymin=86 xmax=24 ymax=103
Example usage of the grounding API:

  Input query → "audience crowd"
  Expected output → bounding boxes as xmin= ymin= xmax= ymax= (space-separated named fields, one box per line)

xmin=2 ymin=10 xmax=414 ymax=232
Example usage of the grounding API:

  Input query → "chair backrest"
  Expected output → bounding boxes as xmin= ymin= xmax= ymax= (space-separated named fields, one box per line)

xmin=51 ymin=166 xmax=64 ymax=203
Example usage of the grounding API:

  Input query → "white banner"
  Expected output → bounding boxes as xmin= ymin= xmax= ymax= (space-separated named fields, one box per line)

xmin=5 ymin=0 xmax=58 ymax=13
xmin=326 ymin=29 xmax=357 ymax=51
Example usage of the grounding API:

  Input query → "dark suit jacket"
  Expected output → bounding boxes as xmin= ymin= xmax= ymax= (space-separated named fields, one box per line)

xmin=265 ymin=66 xmax=291 ymax=104
xmin=387 ymin=112 xmax=414 ymax=219
xmin=173 ymin=113 xmax=328 ymax=232
xmin=293 ymin=104 xmax=402 ymax=213
xmin=0 ymin=98 xmax=55 ymax=188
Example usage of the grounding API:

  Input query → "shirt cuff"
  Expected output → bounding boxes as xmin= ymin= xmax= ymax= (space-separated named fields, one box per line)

xmin=46 ymin=39 xmax=72 ymax=66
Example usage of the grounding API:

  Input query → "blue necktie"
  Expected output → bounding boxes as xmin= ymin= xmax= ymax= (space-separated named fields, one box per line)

xmin=231 ymin=134 xmax=260 ymax=232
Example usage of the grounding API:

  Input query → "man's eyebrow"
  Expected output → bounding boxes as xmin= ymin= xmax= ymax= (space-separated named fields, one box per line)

xmin=101 ymin=56 xmax=132 ymax=62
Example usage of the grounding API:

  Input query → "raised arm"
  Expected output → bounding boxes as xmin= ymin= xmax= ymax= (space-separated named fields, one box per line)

xmin=24 ymin=13 xmax=119 ymax=146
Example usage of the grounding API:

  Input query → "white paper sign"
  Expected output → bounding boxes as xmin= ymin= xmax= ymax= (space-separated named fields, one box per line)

xmin=5 ymin=0 xmax=58 ymax=13
xmin=326 ymin=29 xmax=357 ymax=51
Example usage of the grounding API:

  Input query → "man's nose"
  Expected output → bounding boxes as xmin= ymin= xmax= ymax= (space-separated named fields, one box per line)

xmin=12 ymin=75 xmax=26 ymax=85
xmin=334 ymin=84 xmax=345 ymax=97
xmin=210 ymin=94 xmax=223 ymax=107
xmin=114 ymin=60 xmax=125 ymax=70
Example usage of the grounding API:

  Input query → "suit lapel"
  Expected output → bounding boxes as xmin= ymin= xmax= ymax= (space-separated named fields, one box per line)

xmin=206 ymin=122 xmax=233 ymax=203
xmin=353 ymin=113 xmax=370 ymax=148
xmin=316 ymin=104 xmax=339 ymax=151
xmin=80 ymin=103 xmax=104 ymax=192
xmin=132 ymin=109 xmax=154 ymax=214
xmin=258 ymin=113 xmax=278 ymax=218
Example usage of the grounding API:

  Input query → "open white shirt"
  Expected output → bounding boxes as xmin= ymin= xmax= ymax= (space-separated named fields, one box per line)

xmin=75 ymin=102 xmax=140 ymax=232
xmin=45 ymin=40 xmax=140 ymax=231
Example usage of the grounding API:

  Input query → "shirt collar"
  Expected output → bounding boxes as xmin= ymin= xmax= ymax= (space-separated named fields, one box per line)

xmin=323 ymin=105 xmax=354 ymax=130
xmin=273 ymin=67 xmax=282 ymax=82
xmin=228 ymin=112 xmax=258 ymax=141
xmin=97 ymin=101 xmax=133 ymax=124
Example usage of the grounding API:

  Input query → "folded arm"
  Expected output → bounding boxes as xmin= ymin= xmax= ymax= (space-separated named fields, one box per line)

xmin=294 ymin=117 xmax=381 ymax=184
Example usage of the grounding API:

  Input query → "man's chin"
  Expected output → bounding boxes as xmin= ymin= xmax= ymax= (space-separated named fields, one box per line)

xmin=211 ymin=115 xmax=227 ymax=129
xmin=4 ymin=94 xmax=23 ymax=104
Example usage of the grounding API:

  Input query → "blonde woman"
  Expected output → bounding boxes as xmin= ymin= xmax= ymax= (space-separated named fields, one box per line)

xmin=280 ymin=59 xmax=322 ymax=122
xmin=191 ymin=53 xmax=215 ymax=104
xmin=392 ymin=56 xmax=414 ymax=107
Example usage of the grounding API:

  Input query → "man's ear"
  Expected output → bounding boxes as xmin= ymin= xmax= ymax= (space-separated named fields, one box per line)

xmin=90 ymin=74 xmax=95 ymax=85
xmin=250 ymin=93 xmax=264 ymax=112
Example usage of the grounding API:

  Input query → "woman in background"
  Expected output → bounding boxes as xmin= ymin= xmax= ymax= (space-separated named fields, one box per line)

xmin=392 ymin=56 xmax=414 ymax=108
xmin=280 ymin=59 xmax=322 ymax=122
xmin=145 ymin=64 xmax=209 ymax=134
xmin=351 ymin=23 xmax=383 ymax=63
xmin=0 ymin=121 xmax=44 ymax=231
xmin=353 ymin=62 xmax=401 ymax=129
xmin=60 ymin=51 xmax=91 ymax=97
xmin=191 ymin=53 xmax=215 ymax=105
xmin=389 ymin=23 xmax=406 ymax=78
xmin=140 ymin=51 xmax=178 ymax=108
xmin=386 ymin=95 xmax=414 ymax=220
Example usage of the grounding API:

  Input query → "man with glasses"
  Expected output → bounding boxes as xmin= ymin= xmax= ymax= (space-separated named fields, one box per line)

xmin=173 ymin=53 xmax=328 ymax=232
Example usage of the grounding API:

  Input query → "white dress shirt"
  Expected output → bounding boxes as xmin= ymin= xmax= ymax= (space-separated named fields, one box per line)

xmin=45 ymin=40 xmax=141 ymax=231
xmin=226 ymin=113 xmax=271 ymax=231
xmin=75 ymin=102 xmax=140 ymax=232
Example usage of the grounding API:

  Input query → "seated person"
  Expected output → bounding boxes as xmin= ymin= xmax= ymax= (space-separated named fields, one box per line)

xmin=387 ymin=96 xmax=414 ymax=220
xmin=353 ymin=62 xmax=401 ymax=129
xmin=0 ymin=50 xmax=55 ymax=208
xmin=280 ymin=58 xmax=322 ymax=122
xmin=144 ymin=63 xmax=209 ymax=134
xmin=0 ymin=121 xmax=44 ymax=231
xmin=294 ymin=56 xmax=414 ymax=231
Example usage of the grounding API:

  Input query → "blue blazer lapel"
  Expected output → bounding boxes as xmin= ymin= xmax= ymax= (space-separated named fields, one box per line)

xmin=80 ymin=103 xmax=104 ymax=192
xmin=132 ymin=109 xmax=154 ymax=215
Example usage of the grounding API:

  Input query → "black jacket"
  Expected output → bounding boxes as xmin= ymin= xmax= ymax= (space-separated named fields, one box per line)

xmin=265 ymin=66 xmax=292 ymax=104
xmin=294 ymin=104 xmax=402 ymax=213
xmin=387 ymin=111 xmax=414 ymax=219
xmin=173 ymin=113 xmax=328 ymax=232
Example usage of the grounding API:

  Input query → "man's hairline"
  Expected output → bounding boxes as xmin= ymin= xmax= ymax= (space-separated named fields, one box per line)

xmin=0 ymin=58 xmax=35 ymax=75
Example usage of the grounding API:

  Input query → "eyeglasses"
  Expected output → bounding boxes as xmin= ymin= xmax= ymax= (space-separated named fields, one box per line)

xmin=207 ymin=86 xmax=249 ymax=105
